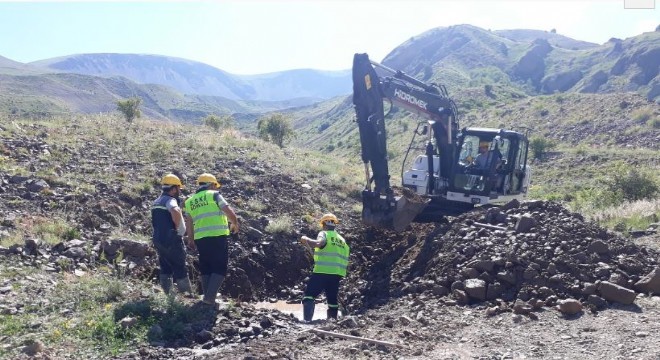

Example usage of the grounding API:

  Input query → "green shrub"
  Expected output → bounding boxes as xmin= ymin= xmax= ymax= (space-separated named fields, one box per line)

xmin=647 ymin=116 xmax=660 ymax=129
xmin=631 ymin=108 xmax=652 ymax=123
xmin=529 ymin=136 xmax=557 ymax=160
xmin=605 ymin=167 xmax=659 ymax=202
xmin=203 ymin=114 xmax=234 ymax=131
xmin=116 ymin=97 xmax=142 ymax=123
xmin=257 ymin=113 xmax=295 ymax=148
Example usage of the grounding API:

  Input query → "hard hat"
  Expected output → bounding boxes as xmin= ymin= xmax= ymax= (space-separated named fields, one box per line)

xmin=319 ymin=213 xmax=339 ymax=227
xmin=479 ymin=141 xmax=490 ymax=148
xmin=197 ymin=173 xmax=220 ymax=187
xmin=161 ymin=173 xmax=184 ymax=188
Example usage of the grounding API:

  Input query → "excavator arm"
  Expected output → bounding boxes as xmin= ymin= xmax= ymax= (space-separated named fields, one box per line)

xmin=352 ymin=53 xmax=459 ymax=230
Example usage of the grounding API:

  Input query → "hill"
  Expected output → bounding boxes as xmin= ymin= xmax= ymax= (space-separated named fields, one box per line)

xmin=0 ymin=71 xmax=316 ymax=121
xmin=31 ymin=53 xmax=352 ymax=102
xmin=0 ymin=55 xmax=50 ymax=75
xmin=381 ymin=24 xmax=659 ymax=100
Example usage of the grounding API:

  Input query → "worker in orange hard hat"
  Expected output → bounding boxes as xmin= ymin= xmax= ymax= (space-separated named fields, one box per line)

xmin=299 ymin=213 xmax=350 ymax=322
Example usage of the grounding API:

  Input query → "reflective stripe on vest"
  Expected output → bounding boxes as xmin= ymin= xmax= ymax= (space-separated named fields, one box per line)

xmin=313 ymin=230 xmax=350 ymax=277
xmin=184 ymin=190 xmax=229 ymax=240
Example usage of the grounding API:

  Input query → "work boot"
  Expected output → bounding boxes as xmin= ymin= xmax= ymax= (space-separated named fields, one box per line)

xmin=159 ymin=274 xmax=173 ymax=295
xmin=302 ymin=299 xmax=315 ymax=322
xmin=201 ymin=275 xmax=210 ymax=295
xmin=202 ymin=273 xmax=225 ymax=304
xmin=175 ymin=277 xmax=192 ymax=294
xmin=327 ymin=307 xmax=339 ymax=320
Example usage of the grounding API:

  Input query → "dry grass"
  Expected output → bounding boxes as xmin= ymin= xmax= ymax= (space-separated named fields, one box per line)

xmin=590 ymin=198 xmax=660 ymax=222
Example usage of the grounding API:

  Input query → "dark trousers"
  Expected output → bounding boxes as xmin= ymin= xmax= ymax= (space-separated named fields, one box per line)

xmin=153 ymin=230 xmax=187 ymax=279
xmin=303 ymin=273 xmax=342 ymax=307
xmin=195 ymin=235 xmax=229 ymax=276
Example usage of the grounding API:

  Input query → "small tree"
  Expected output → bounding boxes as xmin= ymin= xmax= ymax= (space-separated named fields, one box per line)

xmin=203 ymin=114 xmax=234 ymax=131
xmin=257 ymin=113 xmax=295 ymax=148
xmin=529 ymin=136 xmax=556 ymax=160
xmin=116 ymin=97 xmax=142 ymax=123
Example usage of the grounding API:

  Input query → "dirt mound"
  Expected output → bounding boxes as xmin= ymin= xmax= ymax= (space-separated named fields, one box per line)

xmin=343 ymin=200 xmax=660 ymax=313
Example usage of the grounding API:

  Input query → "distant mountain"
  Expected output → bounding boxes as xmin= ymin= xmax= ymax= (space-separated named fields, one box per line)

xmin=381 ymin=24 xmax=660 ymax=100
xmin=0 ymin=71 xmax=311 ymax=120
xmin=30 ymin=53 xmax=352 ymax=102
xmin=3 ymin=24 xmax=658 ymax=123
xmin=0 ymin=55 xmax=50 ymax=75
xmin=239 ymin=68 xmax=351 ymax=101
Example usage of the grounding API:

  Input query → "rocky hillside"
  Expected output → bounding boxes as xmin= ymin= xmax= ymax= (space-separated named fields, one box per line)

xmin=382 ymin=24 xmax=660 ymax=100
xmin=1 ymin=115 xmax=659 ymax=359
xmin=31 ymin=53 xmax=352 ymax=102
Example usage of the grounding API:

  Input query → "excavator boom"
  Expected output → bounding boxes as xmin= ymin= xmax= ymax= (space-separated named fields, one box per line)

xmin=352 ymin=53 xmax=459 ymax=231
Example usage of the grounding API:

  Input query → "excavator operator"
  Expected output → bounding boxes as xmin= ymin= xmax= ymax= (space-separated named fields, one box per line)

xmin=474 ymin=141 xmax=502 ymax=170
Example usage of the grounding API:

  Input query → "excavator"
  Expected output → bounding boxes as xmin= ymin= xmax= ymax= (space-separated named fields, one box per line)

xmin=352 ymin=53 xmax=531 ymax=231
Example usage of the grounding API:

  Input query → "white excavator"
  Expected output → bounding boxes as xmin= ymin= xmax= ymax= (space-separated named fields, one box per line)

xmin=352 ymin=53 xmax=532 ymax=231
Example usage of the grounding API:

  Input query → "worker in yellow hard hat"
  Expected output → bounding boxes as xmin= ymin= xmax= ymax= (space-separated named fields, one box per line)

xmin=151 ymin=173 xmax=192 ymax=296
xmin=183 ymin=173 xmax=240 ymax=306
xmin=299 ymin=213 xmax=350 ymax=322
xmin=474 ymin=140 xmax=501 ymax=170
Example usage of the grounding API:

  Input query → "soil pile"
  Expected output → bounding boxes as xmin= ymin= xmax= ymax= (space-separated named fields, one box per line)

xmin=344 ymin=199 xmax=660 ymax=314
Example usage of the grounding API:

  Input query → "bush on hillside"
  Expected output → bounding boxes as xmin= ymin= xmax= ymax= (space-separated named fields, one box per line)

xmin=116 ymin=97 xmax=142 ymax=123
xmin=632 ymin=108 xmax=652 ymax=123
xmin=203 ymin=114 xmax=234 ymax=131
xmin=529 ymin=136 xmax=556 ymax=160
xmin=606 ymin=166 xmax=659 ymax=202
xmin=257 ymin=113 xmax=295 ymax=148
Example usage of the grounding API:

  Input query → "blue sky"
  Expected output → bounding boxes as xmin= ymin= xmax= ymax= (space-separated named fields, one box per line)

xmin=0 ymin=1 xmax=657 ymax=74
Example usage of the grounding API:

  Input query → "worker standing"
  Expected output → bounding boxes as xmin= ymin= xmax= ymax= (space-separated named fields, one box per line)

xmin=151 ymin=173 xmax=192 ymax=295
xmin=184 ymin=173 xmax=240 ymax=305
xmin=299 ymin=213 xmax=350 ymax=322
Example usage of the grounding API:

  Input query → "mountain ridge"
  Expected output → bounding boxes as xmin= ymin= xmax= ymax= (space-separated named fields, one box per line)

xmin=30 ymin=53 xmax=352 ymax=102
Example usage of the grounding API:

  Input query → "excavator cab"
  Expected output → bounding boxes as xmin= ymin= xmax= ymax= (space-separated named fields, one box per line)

xmin=447 ymin=128 xmax=531 ymax=205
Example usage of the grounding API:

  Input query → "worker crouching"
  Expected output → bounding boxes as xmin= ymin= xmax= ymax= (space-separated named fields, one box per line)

xmin=299 ymin=213 xmax=350 ymax=322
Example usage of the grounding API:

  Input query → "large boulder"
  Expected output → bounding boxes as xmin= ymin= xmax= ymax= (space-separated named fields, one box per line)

xmin=634 ymin=268 xmax=660 ymax=295
xmin=100 ymin=238 xmax=153 ymax=258
xmin=598 ymin=281 xmax=637 ymax=304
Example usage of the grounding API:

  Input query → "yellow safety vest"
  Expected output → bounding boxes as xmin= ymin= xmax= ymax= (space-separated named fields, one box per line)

xmin=184 ymin=190 xmax=229 ymax=240
xmin=313 ymin=230 xmax=350 ymax=277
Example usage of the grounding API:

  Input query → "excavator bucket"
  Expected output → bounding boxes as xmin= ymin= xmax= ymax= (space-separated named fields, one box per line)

xmin=361 ymin=188 xmax=429 ymax=232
